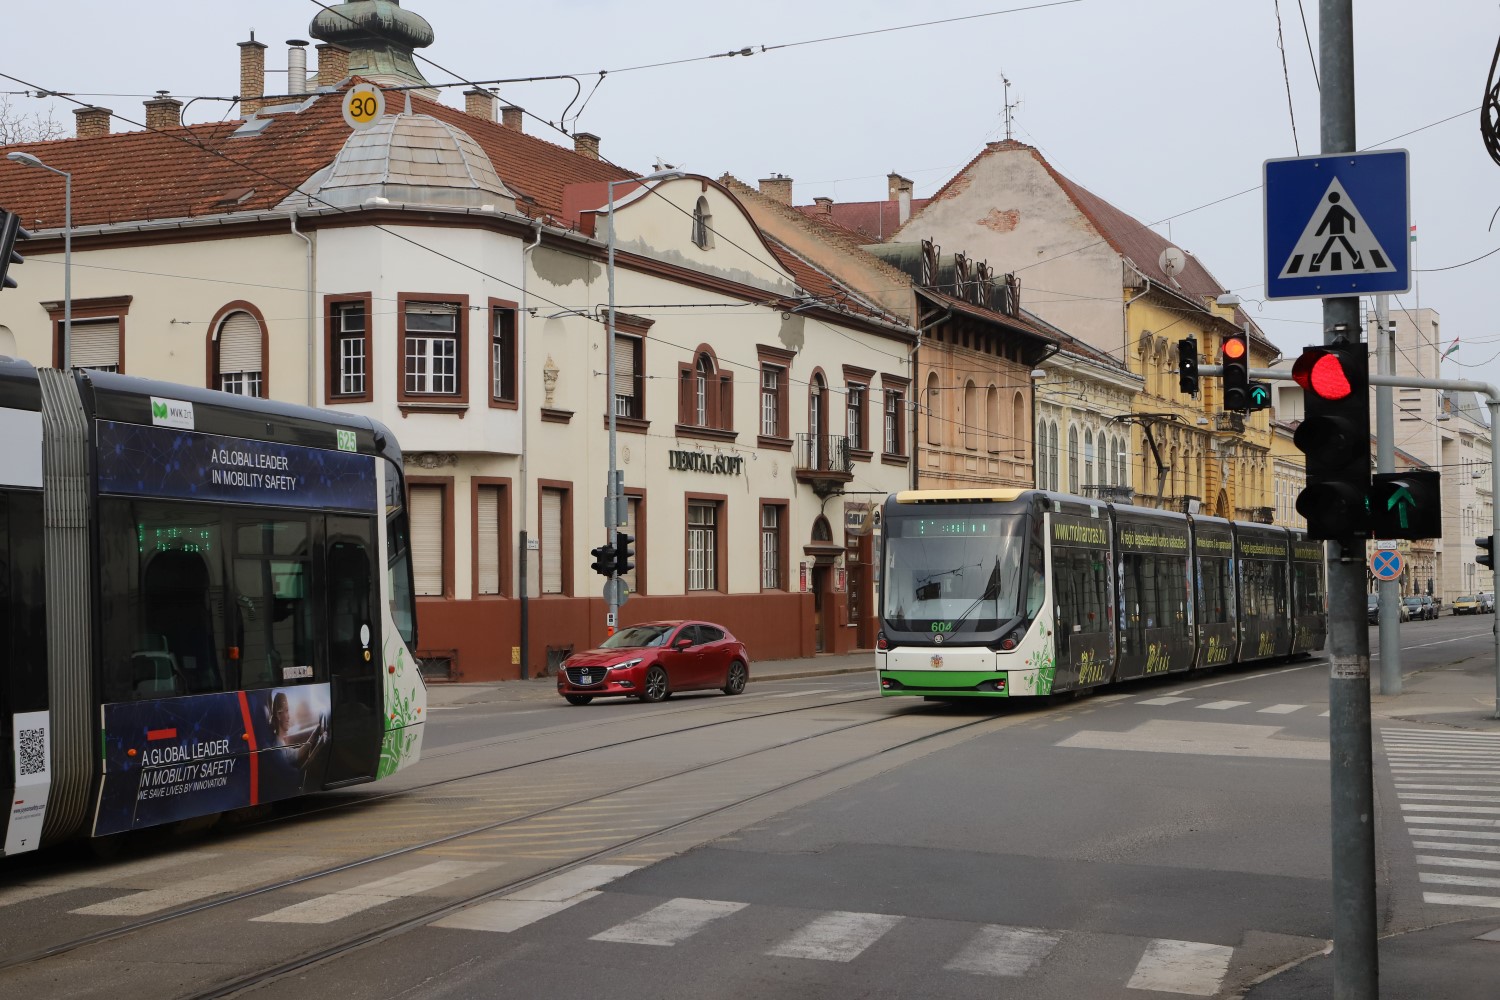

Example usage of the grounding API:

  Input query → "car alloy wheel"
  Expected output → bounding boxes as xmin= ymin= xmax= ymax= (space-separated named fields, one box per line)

xmin=641 ymin=665 xmax=669 ymax=703
xmin=722 ymin=661 xmax=748 ymax=696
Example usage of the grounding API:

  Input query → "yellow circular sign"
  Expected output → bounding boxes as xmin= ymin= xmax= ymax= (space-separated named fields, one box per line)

xmin=342 ymin=84 xmax=386 ymax=130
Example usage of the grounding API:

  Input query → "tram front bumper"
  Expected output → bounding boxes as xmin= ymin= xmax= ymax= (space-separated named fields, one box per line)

xmin=878 ymin=670 xmax=1009 ymax=697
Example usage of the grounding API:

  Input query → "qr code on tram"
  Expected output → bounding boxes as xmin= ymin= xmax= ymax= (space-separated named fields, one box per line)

xmin=18 ymin=728 xmax=46 ymax=776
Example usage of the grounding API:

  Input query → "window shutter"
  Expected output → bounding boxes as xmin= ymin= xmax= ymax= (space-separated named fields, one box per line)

xmin=409 ymin=485 xmax=444 ymax=596
xmin=718 ymin=373 xmax=733 ymax=429
xmin=217 ymin=311 xmax=262 ymax=374
xmin=541 ymin=489 xmax=563 ymax=595
xmin=477 ymin=486 xmax=501 ymax=595
xmin=71 ymin=320 xmax=120 ymax=369
xmin=613 ymin=337 xmax=636 ymax=400
xmin=678 ymin=367 xmax=693 ymax=423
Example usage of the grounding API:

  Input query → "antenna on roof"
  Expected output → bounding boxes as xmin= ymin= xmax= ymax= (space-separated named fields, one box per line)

xmin=1001 ymin=74 xmax=1021 ymax=142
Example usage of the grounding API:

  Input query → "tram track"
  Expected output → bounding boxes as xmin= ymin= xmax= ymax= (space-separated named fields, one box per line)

xmin=0 ymin=688 xmax=1004 ymax=988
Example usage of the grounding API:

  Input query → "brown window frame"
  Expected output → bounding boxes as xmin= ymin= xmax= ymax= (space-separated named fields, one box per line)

xmin=45 ymin=295 xmax=131 ymax=372
xmin=471 ymin=477 xmax=512 ymax=598
xmin=324 ymin=292 xmax=373 ymax=404
xmin=205 ymin=300 xmax=270 ymax=398
xmin=623 ymin=487 xmax=647 ymax=596
xmin=537 ymin=479 xmax=573 ymax=597
xmin=489 ymin=298 xmax=519 ymax=409
xmin=406 ymin=475 xmax=456 ymax=600
xmin=759 ymin=499 xmax=790 ymax=591
xmin=397 ymin=292 xmax=470 ymax=410
xmin=880 ymin=372 xmax=911 ymax=463
xmin=685 ymin=493 xmax=728 ymax=593
xmin=676 ymin=344 xmax=736 ymax=442
xmin=756 ymin=343 xmax=794 ymax=451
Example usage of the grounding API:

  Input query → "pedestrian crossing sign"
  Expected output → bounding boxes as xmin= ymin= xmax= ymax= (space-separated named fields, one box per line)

xmin=1264 ymin=150 xmax=1410 ymax=300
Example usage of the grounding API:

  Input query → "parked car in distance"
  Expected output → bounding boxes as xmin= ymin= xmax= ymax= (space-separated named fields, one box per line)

xmin=556 ymin=620 xmax=750 ymax=705
xmin=1482 ymin=592 xmax=1496 ymax=613
xmin=1453 ymin=595 xmax=1482 ymax=615
xmin=1369 ymin=593 xmax=1411 ymax=624
xmin=1403 ymin=595 xmax=1436 ymax=621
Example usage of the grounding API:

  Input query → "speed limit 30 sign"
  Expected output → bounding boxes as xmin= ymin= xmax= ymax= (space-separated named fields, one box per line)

xmin=342 ymin=84 xmax=386 ymax=130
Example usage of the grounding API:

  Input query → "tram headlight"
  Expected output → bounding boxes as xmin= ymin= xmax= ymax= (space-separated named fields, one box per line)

xmin=876 ymin=632 xmax=888 ymax=651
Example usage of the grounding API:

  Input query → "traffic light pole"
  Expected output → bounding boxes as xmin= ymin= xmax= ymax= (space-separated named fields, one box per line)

xmin=1374 ymin=296 xmax=1400 ymax=695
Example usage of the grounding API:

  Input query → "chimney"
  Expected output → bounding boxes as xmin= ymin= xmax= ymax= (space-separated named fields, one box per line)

xmin=144 ymin=91 xmax=183 ymax=130
xmin=501 ymin=104 xmax=525 ymax=132
xmin=464 ymin=88 xmax=496 ymax=122
xmin=239 ymin=33 xmax=268 ymax=115
xmin=813 ymin=196 xmax=833 ymax=219
xmin=759 ymin=174 xmax=793 ymax=205
xmin=888 ymin=173 xmax=914 ymax=224
xmin=315 ymin=44 xmax=349 ymax=87
xmin=73 ymin=105 xmax=113 ymax=140
xmin=573 ymin=132 xmax=600 ymax=159
xmin=287 ymin=40 xmax=309 ymax=96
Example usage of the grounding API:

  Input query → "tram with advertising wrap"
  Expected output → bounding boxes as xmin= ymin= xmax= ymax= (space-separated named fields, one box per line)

xmin=0 ymin=359 xmax=425 ymax=855
xmin=876 ymin=489 xmax=1326 ymax=699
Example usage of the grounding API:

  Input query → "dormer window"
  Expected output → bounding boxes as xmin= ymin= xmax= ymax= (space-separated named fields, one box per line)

xmin=691 ymin=196 xmax=714 ymax=250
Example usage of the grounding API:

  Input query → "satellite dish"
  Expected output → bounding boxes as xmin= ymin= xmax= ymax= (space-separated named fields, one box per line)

xmin=1159 ymin=247 xmax=1186 ymax=278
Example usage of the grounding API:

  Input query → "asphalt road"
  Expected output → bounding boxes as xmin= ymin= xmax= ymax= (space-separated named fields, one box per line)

xmin=6 ymin=613 xmax=1500 ymax=999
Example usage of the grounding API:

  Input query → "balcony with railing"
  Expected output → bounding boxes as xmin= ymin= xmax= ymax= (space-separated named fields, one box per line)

xmin=795 ymin=433 xmax=854 ymax=495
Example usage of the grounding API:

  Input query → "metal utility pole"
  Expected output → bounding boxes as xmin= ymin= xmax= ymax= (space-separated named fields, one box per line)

xmin=1320 ymin=1 xmax=1378 ymax=994
xmin=1375 ymin=295 xmax=1401 ymax=693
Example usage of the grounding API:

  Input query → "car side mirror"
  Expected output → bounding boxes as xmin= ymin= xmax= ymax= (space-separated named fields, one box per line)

xmin=674 ymin=637 xmax=693 ymax=650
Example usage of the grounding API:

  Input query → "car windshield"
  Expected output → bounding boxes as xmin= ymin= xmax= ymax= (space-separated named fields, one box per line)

xmin=1460 ymin=596 xmax=1477 ymax=603
xmin=1367 ymin=595 xmax=1379 ymax=607
xmin=600 ymin=624 xmax=674 ymax=649
xmin=1402 ymin=597 xmax=1421 ymax=606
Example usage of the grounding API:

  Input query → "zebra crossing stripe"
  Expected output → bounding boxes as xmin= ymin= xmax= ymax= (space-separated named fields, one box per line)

xmin=1126 ymin=939 xmax=1234 ymax=996
xmin=71 ymin=855 xmax=319 ymax=917
xmin=590 ymin=898 xmax=746 ymax=946
xmin=1423 ymin=892 xmax=1500 ymax=908
xmin=1137 ymin=697 xmax=1191 ymax=706
xmin=943 ymin=924 xmax=1061 ymax=977
xmin=431 ymin=864 xmax=638 ymax=933
xmin=251 ymin=861 xmax=495 ymax=924
xmin=0 ymin=852 xmax=220 ymax=908
xmin=1257 ymin=704 xmax=1305 ymax=714
xmin=767 ymin=910 xmax=903 ymax=962
xmin=1198 ymin=701 xmax=1249 ymax=710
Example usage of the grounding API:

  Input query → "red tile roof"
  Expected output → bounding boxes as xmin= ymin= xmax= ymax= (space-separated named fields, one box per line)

xmin=795 ymin=199 xmax=930 ymax=243
xmin=0 ymin=79 xmax=634 ymax=231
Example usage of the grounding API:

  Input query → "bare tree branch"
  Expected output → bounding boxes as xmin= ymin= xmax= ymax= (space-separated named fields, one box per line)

xmin=0 ymin=95 xmax=66 ymax=145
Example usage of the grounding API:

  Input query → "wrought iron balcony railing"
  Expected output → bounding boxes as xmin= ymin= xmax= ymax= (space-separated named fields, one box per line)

xmin=795 ymin=433 xmax=853 ymax=474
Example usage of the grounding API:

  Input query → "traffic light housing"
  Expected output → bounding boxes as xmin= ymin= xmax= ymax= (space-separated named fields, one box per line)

xmin=0 ymin=209 xmax=31 ymax=291
xmin=1221 ymin=331 xmax=1249 ymax=410
xmin=1479 ymin=536 xmax=1495 ymax=571
xmin=1368 ymin=470 xmax=1441 ymax=540
xmin=614 ymin=532 xmax=635 ymax=578
xmin=589 ymin=542 xmax=616 ymax=578
xmin=1176 ymin=338 xmax=1199 ymax=396
xmin=1246 ymin=382 xmax=1273 ymax=411
xmin=1293 ymin=342 xmax=1371 ymax=539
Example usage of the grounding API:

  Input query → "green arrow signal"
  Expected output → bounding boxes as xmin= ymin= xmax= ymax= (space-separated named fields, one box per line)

xmin=1388 ymin=485 xmax=1415 ymax=530
xmin=1250 ymin=385 xmax=1269 ymax=406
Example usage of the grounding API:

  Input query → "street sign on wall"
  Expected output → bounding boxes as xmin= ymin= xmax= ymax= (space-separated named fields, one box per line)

xmin=1264 ymin=150 xmax=1410 ymax=300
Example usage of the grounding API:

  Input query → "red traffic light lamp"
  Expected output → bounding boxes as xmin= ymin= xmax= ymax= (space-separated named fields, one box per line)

xmin=1221 ymin=332 xmax=1249 ymax=410
xmin=1293 ymin=348 xmax=1354 ymax=401
xmin=1292 ymin=342 xmax=1370 ymax=539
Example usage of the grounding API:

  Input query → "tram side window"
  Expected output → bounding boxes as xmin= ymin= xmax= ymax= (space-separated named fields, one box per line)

xmin=1161 ymin=556 xmax=1190 ymax=639
xmin=1241 ymin=561 xmax=1261 ymax=617
xmin=1054 ymin=547 xmax=1108 ymax=639
xmin=233 ymin=519 xmax=316 ymax=691
xmin=1200 ymin=557 xmax=1232 ymax=624
xmin=100 ymin=500 xmax=228 ymax=703
xmin=385 ymin=459 xmax=417 ymax=647
xmin=1294 ymin=563 xmax=1323 ymax=615
xmin=1270 ymin=561 xmax=1289 ymax=615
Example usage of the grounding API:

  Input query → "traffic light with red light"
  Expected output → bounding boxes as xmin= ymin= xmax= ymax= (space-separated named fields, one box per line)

xmin=1292 ymin=342 xmax=1371 ymax=539
xmin=1222 ymin=332 xmax=1249 ymax=410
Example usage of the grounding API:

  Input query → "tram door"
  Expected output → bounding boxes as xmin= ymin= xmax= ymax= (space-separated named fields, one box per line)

xmin=323 ymin=517 xmax=381 ymax=785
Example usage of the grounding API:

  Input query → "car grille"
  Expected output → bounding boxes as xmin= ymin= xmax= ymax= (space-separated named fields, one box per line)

xmin=565 ymin=666 xmax=607 ymax=687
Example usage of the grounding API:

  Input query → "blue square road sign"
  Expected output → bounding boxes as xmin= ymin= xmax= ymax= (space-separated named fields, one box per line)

xmin=1264 ymin=150 xmax=1410 ymax=301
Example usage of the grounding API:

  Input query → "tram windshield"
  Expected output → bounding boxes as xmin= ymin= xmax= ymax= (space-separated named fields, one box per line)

xmin=882 ymin=512 xmax=1026 ymax=633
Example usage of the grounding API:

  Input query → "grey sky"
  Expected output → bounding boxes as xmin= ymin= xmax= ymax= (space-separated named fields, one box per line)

xmin=6 ymin=1 xmax=1496 ymax=395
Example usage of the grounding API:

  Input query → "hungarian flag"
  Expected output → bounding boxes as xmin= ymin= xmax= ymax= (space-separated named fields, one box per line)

xmin=1411 ymin=225 xmax=1418 ymax=243
xmin=1444 ymin=335 xmax=1460 ymax=359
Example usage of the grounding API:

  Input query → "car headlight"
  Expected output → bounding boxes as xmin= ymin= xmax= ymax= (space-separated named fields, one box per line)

xmin=609 ymin=658 xmax=643 ymax=671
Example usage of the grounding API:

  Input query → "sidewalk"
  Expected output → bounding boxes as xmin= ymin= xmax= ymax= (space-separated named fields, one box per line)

xmin=424 ymin=650 xmax=877 ymax=707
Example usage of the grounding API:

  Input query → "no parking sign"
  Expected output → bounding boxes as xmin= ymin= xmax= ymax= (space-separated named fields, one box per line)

xmin=1370 ymin=548 xmax=1403 ymax=582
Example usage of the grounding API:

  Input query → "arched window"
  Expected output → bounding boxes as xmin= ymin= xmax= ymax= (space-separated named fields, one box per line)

xmin=925 ymin=372 xmax=942 ymax=446
xmin=691 ymin=196 xmax=714 ymax=250
xmin=1084 ymin=430 xmax=1095 ymax=489
xmin=211 ymin=305 xmax=265 ymax=397
xmin=1118 ymin=435 xmax=1129 ymax=491
xmin=1068 ymin=426 xmax=1079 ymax=493
xmin=963 ymin=381 xmax=979 ymax=450
xmin=1012 ymin=391 xmax=1027 ymax=458
xmin=808 ymin=371 xmax=826 ymax=469
xmin=985 ymin=386 xmax=1000 ymax=453
xmin=695 ymin=353 xmax=713 ymax=425
xmin=1048 ymin=421 xmax=1060 ymax=491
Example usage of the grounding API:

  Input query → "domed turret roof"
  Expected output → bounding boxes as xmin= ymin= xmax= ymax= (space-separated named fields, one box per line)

xmin=309 ymin=1 xmax=435 ymax=88
xmin=318 ymin=110 xmax=517 ymax=212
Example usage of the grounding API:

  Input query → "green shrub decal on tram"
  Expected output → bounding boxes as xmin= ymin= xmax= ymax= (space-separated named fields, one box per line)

xmin=876 ymin=489 xmax=1327 ymax=699
xmin=0 ymin=359 xmax=425 ymax=854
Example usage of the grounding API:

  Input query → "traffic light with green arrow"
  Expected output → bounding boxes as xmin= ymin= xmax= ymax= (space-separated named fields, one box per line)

xmin=1246 ymin=382 xmax=1272 ymax=411
xmin=1368 ymin=470 xmax=1441 ymax=540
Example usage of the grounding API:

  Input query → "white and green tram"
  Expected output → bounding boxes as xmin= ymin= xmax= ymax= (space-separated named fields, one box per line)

xmin=875 ymin=489 xmax=1327 ymax=699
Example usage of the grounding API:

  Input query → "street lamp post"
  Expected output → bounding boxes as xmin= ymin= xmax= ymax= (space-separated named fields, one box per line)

xmin=604 ymin=168 xmax=683 ymax=633
xmin=7 ymin=152 xmax=71 ymax=368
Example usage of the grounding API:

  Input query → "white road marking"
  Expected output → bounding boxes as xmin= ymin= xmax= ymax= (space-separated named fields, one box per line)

xmin=1198 ymin=700 xmax=1249 ymax=710
xmin=1401 ymin=804 xmax=1500 ymax=815
xmin=431 ymin=864 xmax=638 ymax=933
xmin=1398 ymin=784 xmax=1500 ymax=791
xmin=1397 ymin=794 xmax=1500 ymax=804
xmin=944 ymin=924 xmax=1061 ymax=977
xmin=0 ymin=852 xmax=221 ymax=908
xmin=1258 ymin=704 xmax=1305 ymax=714
xmin=767 ymin=910 xmax=903 ymax=962
xmin=769 ymin=689 xmax=835 ymax=698
xmin=1417 ymin=855 xmax=1500 ymax=870
xmin=72 ymin=855 xmax=319 ymax=916
xmin=1165 ymin=663 xmax=1311 ymax=695
xmin=1404 ymin=817 xmax=1500 ymax=827
xmin=1319 ymin=711 xmax=1331 ymax=717
xmin=590 ymin=897 xmax=746 ymax=945
xmin=1371 ymin=632 xmax=1496 ymax=657
xmin=1421 ymin=872 xmax=1500 ymax=889
xmin=1413 ymin=841 xmax=1500 ymax=854
xmin=1385 ymin=729 xmax=1500 ymax=740
xmin=1137 ymin=696 xmax=1191 ymax=706
xmin=252 ymin=861 xmax=495 ymax=924
xmin=1423 ymin=892 xmax=1500 ymax=908
xmin=1059 ymin=720 xmax=1326 ymax=760
xmin=1125 ymin=939 xmax=1234 ymax=996
xmin=1409 ymin=828 xmax=1500 ymax=841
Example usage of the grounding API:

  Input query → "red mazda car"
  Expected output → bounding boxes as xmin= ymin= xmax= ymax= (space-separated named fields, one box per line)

xmin=556 ymin=620 xmax=750 ymax=705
